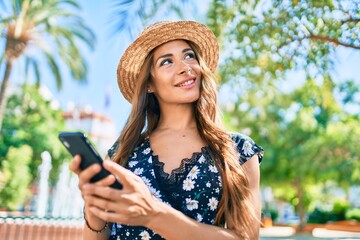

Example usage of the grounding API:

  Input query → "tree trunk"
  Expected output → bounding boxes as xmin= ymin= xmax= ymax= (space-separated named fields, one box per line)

xmin=0 ymin=59 xmax=14 ymax=132
xmin=294 ymin=178 xmax=306 ymax=232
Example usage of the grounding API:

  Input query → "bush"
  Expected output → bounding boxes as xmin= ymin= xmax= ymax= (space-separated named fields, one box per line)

xmin=346 ymin=208 xmax=360 ymax=222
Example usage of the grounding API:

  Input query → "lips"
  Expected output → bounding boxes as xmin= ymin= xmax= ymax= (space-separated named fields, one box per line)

xmin=175 ymin=77 xmax=196 ymax=87
xmin=177 ymin=79 xmax=195 ymax=87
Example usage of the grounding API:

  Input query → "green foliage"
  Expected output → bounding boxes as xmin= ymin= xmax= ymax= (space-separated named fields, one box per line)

xmin=208 ymin=0 xmax=360 ymax=84
xmin=0 ymin=84 xmax=69 ymax=186
xmin=111 ymin=0 xmax=201 ymax=39
xmin=0 ymin=145 xmax=32 ymax=210
xmin=209 ymin=0 xmax=360 ymax=227
xmin=307 ymin=199 xmax=350 ymax=223
xmin=0 ymin=0 xmax=95 ymax=88
xmin=346 ymin=208 xmax=360 ymax=222
xmin=307 ymin=207 xmax=345 ymax=223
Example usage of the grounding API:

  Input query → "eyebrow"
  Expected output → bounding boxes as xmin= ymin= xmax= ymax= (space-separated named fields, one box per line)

xmin=155 ymin=47 xmax=194 ymax=65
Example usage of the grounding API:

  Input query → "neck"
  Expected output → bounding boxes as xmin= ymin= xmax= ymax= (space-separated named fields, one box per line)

xmin=157 ymin=103 xmax=197 ymax=131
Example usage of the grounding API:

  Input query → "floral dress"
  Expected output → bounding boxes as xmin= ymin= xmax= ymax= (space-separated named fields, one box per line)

xmin=107 ymin=132 xmax=263 ymax=240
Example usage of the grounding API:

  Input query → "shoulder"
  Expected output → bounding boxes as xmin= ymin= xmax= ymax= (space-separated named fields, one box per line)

xmin=107 ymin=138 xmax=149 ymax=160
xmin=230 ymin=132 xmax=264 ymax=165
xmin=107 ymin=140 xmax=119 ymax=159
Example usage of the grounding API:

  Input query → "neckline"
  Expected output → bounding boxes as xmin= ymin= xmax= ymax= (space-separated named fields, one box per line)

xmin=145 ymin=137 xmax=208 ymax=179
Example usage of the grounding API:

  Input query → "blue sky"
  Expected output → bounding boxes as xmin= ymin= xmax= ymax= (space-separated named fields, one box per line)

xmin=4 ymin=0 xmax=360 ymax=133
xmin=41 ymin=0 xmax=207 ymax=133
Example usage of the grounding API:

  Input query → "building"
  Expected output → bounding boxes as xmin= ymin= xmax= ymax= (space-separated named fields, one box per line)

xmin=62 ymin=107 xmax=118 ymax=156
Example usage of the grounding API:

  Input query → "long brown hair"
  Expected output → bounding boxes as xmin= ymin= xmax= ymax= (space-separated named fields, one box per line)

xmin=113 ymin=41 xmax=258 ymax=238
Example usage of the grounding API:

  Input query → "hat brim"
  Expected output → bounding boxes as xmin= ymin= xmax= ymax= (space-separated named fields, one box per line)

xmin=117 ymin=21 xmax=219 ymax=103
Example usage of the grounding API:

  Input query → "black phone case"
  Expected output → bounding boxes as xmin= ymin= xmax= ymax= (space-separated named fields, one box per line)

xmin=58 ymin=132 xmax=122 ymax=189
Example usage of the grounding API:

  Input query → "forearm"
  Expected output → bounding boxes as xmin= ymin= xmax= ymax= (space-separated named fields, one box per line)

xmin=147 ymin=202 xmax=240 ymax=240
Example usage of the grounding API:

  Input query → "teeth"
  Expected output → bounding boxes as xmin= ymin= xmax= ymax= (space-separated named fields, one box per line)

xmin=178 ymin=80 xmax=194 ymax=87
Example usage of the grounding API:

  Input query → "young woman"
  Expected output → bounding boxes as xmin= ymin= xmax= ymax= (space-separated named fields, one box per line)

xmin=70 ymin=20 xmax=264 ymax=240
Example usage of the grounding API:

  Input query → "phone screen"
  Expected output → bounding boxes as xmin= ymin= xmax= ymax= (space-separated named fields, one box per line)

xmin=58 ymin=132 xmax=122 ymax=189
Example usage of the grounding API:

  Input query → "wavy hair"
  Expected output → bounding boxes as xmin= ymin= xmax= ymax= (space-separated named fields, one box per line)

xmin=113 ymin=41 xmax=258 ymax=238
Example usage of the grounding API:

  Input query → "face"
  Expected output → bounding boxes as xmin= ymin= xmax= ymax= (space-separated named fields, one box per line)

xmin=148 ymin=40 xmax=202 ymax=106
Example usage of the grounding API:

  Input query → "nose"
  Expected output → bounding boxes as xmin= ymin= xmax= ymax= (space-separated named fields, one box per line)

xmin=178 ymin=61 xmax=191 ymax=75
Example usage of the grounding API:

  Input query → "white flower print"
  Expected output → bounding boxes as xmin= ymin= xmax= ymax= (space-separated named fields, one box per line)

xmin=242 ymin=140 xmax=254 ymax=156
xmin=142 ymin=147 xmax=151 ymax=155
xmin=148 ymin=156 xmax=153 ymax=163
xmin=126 ymin=232 xmax=130 ymax=236
xmin=196 ymin=213 xmax=203 ymax=222
xmin=134 ymin=167 xmax=144 ymax=175
xmin=183 ymin=178 xmax=195 ymax=191
xmin=206 ymin=182 xmax=211 ymax=188
xmin=149 ymin=186 xmax=162 ymax=199
xmin=186 ymin=198 xmax=199 ymax=211
xmin=131 ymin=152 xmax=137 ymax=159
xmin=150 ymin=169 xmax=155 ymax=177
xmin=128 ymin=161 xmax=138 ymax=168
xmin=198 ymin=155 xmax=205 ymax=163
xmin=218 ymin=176 xmax=222 ymax=187
xmin=139 ymin=230 xmax=151 ymax=240
xmin=215 ymin=188 xmax=220 ymax=193
xmin=209 ymin=165 xmax=218 ymax=173
xmin=141 ymin=176 xmax=151 ymax=186
xmin=208 ymin=197 xmax=219 ymax=211
xmin=188 ymin=166 xmax=199 ymax=179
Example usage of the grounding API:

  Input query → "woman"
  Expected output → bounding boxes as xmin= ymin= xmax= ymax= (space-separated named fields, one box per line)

xmin=70 ymin=20 xmax=264 ymax=239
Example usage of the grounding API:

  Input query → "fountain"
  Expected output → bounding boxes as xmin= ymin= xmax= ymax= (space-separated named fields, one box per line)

xmin=36 ymin=151 xmax=52 ymax=217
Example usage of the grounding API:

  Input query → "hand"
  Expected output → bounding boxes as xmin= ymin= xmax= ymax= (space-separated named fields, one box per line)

xmin=81 ymin=160 xmax=162 ymax=228
xmin=69 ymin=155 xmax=116 ymax=228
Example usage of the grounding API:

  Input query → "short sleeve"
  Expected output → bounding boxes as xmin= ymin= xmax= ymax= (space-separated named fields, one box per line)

xmin=107 ymin=141 xmax=119 ymax=159
xmin=231 ymin=132 xmax=264 ymax=165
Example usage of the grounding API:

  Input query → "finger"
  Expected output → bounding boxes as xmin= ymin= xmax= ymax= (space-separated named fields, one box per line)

xmin=78 ymin=164 xmax=101 ymax=188
xmin=69 ymin=155 xmax=82 ymax=174
xmin=103 ymin=161 xmax=138 ymax=187
xmin=84 ymin=195 xmax=120 ymax=213
xmin=88 ymin=205 xmax=126 ymax=224
xmin=94 ymin=174 xmax=116 ymax=187
xmin=82 ymin=183 xmax=121 ymax=201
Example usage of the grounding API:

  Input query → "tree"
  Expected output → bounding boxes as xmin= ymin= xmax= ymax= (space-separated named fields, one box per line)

xmin=111 ymin=0 xmax=202 ymax=39
xmin=0 ymin=83 xmax=69 ymax=205
xmin=0 ymin=145 xmax=32 ymax=210
xmin=207 ymin=0 xmax=360 ymax=229
xmin=0 ymin=0 xmax=96 ymax=130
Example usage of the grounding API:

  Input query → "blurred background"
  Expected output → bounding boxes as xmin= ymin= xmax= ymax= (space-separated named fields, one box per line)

xmin=0 ymin=0 xmax=359 ymax=239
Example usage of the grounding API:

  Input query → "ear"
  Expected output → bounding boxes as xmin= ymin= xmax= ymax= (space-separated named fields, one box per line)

xmin=147 ymin=82 xmax=155 ymax=93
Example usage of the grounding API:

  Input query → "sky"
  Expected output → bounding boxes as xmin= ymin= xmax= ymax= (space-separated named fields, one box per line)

xmin=37 ymin=0 xmax=208 ymax=134
xmin=4 ymin=0 xmax=360 ymax=134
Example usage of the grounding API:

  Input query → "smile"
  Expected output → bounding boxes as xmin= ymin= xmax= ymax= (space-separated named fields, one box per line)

xmin=176 ymin=79 xmax=195 ymax=87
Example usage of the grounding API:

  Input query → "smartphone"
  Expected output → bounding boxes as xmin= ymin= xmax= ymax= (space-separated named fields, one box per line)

xmin=58 ymin=131 xmax=123 ymax=189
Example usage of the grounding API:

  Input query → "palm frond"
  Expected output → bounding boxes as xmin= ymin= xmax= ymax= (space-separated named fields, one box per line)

xmin=24 ymin=57 xmax=40 ymax=86
xmin=44 ymin=52 xmax=62 ymax=90
xmin=110 ymin=0 xmax=196 ymax=38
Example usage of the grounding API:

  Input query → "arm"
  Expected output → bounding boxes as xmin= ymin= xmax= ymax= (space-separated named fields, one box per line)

xmin=83 ymin=159 xmax=261 ymax=240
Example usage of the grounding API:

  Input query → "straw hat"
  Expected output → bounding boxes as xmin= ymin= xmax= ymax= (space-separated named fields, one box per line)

xmin=117 ymin=20 xmax=219 ymax=102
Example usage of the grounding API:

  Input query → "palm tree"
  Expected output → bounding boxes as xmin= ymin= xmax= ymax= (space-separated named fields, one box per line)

xmin=111 ymin=0 xmax=196 ymax=39
xmin=0 ymin=0 xmax=95 ymax=130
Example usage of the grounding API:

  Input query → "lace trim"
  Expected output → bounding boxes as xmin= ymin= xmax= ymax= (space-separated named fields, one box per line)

xmin=151 ymin=145 xmax=209 ymax=186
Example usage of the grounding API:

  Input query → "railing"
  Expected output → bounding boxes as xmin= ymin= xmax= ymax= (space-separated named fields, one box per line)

xmin=0 ymin=216 xmax=84 ymax=240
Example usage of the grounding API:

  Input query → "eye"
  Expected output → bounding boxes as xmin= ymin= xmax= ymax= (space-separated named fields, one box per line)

xmin=160 ymin=58 xmax=172 ymax=66
xmin=184 ymin=52 xmax=196 ymax=60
